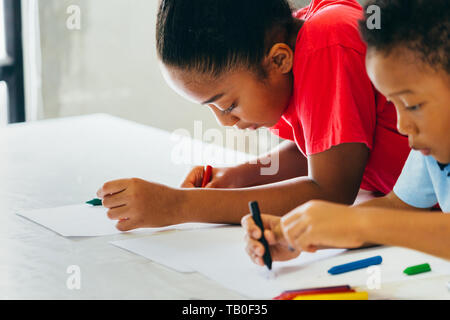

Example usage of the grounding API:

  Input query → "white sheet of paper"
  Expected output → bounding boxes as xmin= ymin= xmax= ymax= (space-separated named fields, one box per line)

xmin=17 ymin=204 xmax=225 ymax=237
xmin=110 ymin=224 xmax=227 ymax=273
xmin=17 ymin=204 xmax=119 ymax=237
xmin=110 ymin=226 xmax=450 ymax=299
xmin=109 ymin=226 xmax=345 ymax=294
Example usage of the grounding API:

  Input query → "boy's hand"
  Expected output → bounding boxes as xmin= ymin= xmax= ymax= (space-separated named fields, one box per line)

xmin=280 ymin=200 xmax=364 ymax=251
xmin=97 ymin=178 xmax=182 ymax=231
xmin=241 ymin=214 xmax=301 ymax=266
xmin=180 ymin=166 xmax=244 ymax=188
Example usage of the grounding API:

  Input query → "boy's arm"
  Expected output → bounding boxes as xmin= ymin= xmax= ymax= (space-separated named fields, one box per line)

xmin=352 ymin=192 xmax=426 ymax=248
xmin=180 ymin=142 xmax=369 ymax=224
xmin=357 ymin=206 xmax=450 ymax=259
xmin=355 ymin=191 xmax=426 ymax=211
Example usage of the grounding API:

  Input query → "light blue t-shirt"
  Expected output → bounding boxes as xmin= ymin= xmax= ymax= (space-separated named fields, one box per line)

xmin=393 ymin=150 xmax=450 ymax=212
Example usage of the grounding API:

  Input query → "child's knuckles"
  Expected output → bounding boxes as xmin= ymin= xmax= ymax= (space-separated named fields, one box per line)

xmin=101 ymin=182 xmax=111 ymax=193
xmin=106 ymin=209 xmax=115 ymax=220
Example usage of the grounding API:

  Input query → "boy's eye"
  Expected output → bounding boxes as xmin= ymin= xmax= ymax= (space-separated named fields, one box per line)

xmin=221 ymin=103 xmax=237 ymax=115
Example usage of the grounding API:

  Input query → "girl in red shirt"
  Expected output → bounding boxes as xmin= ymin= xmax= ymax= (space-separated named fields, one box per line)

xmin=96 ymin=0 xmax=410 ymax=231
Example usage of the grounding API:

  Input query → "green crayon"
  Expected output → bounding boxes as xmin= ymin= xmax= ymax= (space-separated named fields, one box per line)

xmin=86 ymin=198 xmax=102 ymax=206
xmin=403 ymin=263 xmax=431 ymax=276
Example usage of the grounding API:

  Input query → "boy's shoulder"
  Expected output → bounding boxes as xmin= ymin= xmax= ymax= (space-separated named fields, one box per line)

xmin=294 ymin=0 xmax=366 ymax=54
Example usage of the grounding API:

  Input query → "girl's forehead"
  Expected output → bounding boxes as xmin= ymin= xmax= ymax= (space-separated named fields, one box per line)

xmin=160 ymin=64 xmax=232 ymax=103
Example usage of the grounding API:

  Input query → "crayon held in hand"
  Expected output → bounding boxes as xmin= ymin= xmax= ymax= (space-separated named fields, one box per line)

xmin=86 ymin=198 xmax=102 ymax=206
xmin=249 ymin=201 xmax=272 ymax=270
xmin=201 ymin=165 xmax=213 ymax=188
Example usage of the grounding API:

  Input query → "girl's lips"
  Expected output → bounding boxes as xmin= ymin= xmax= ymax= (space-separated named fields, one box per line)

xmin=247 ymin=124 xmax=261 ymax=131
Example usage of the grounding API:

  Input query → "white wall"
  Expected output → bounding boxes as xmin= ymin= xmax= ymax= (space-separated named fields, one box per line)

xmin=38 ymin=0 xmax=217 ymax=135
xmin=33 ymin=0 xmax=364 ymax=152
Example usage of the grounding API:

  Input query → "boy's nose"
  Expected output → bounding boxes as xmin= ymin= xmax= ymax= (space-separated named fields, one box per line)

xmin=396 ymin=109 xmax=417 ymax=136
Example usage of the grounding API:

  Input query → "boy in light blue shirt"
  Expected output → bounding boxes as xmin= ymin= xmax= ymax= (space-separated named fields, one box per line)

xmin=394 ymin=150 xmax=449 ymax=212
xmin=243 ymin=0 xmax=450 ymax=263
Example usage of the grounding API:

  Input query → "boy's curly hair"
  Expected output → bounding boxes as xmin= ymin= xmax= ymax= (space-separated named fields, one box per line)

xmin=359 ymin=0 xmax=450 ymax=74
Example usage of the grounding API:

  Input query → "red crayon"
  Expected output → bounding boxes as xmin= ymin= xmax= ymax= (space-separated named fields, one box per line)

xmin=273 ymin=285 xmax=353 ymax=300
xmin=201 ymin=165 xmax=213 ymax=188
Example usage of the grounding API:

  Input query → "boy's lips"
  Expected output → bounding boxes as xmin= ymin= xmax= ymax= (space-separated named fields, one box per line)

xmin=419 ymin=148 xmax=431 ymax=156
xmin=412 ymin=145 xmax=431 ymax=156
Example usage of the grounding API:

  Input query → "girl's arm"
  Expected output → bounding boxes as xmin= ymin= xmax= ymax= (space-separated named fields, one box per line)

xmin=234 ymin=140 xmax=308 ymax=187
xmin=99 ymin=142 xmax=369 ymax=229
xmin=180 ymin=142 xmax=369 ymax=223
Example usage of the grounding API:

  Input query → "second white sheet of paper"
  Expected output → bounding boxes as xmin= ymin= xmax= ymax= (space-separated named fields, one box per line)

xmin=110 ymin=226 xmax=450 ymax=299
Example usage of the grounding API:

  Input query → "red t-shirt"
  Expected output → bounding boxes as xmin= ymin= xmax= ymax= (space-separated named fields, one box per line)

xmin=270 ymin=0 xmax=410 ymax=195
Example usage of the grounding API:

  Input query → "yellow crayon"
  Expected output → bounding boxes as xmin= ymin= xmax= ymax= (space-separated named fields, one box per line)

xmin=293 ymin=291 xmax=368 ymax=300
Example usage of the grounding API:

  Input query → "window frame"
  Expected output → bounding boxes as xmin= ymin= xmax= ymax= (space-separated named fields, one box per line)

xmin=0 ymin=0 xmax=25 ymax=123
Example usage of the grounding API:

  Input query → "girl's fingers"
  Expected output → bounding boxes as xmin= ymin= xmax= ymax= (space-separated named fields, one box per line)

xmin=97 ymin=179 xmax=129 ymax=198
xmin=115 ymin=218 xmax=140 ymax=232
xmin=102 ymin=190 xmax=129 ymax=209
xmin=180 ymin=166 xmax=206 ymax=188
xmin=106 ymin=205 xmax=129 ymax=220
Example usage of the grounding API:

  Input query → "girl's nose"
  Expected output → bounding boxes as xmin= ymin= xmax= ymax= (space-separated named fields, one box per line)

xmin=209 ymin=105 xmax=239 ymax=127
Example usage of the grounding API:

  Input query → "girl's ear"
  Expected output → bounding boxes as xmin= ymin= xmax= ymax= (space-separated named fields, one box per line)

xmin=265 ymin=43 xmax=294 ymax=74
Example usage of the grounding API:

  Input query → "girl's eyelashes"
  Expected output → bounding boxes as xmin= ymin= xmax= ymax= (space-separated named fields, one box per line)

xmin=405 ymin=103 xmax=424 ymax=111
xmin=221 ymin=103 xmax=237 ymax=115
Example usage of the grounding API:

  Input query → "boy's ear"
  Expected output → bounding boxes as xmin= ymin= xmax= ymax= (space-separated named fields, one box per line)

xmin=266 ymin=43 xmax=294 ymax=74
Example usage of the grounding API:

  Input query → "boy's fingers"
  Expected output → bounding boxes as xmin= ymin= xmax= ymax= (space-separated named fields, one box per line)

xmin=245 ymin=238 xmax=265 ymax=257
xmin=280 ymin=219 xmax=306 ymax=251
xmin=295 ymin=233 xmax=312 ymax=252
xmin=97 ymin=179 xmax=130 ymax=198
xmin=264 ymin=230 xmax=277 ymax=245
xmin=260 ymin=214 xmax=281 ymax=231
xmin=106 ymin=205 xmax=129 ymax=220
xmin=271 ymin=221 xmax=285 ymax=243
xmin=280 ymin=209 xmax=303 ymax=228
xmin=241 ymin=215 xmax=261 ymax=239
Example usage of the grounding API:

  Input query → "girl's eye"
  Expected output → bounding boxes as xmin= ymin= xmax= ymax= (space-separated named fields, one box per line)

xmin=221 ymin=103 xmax=237 ymax=115
xmin=405 ymin=103 xmax=423 ymax=111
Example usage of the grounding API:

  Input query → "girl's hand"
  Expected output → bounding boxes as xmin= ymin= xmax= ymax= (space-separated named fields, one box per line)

xmin=280 ymin=200 xmax=365 ymax=252
xmin=97 ymin=178 xmax=183 ymax=231
xmin=180 ymin=166 xmax=245 ymax=188
xmin=241 ymin=214 xmax=301 ymax=266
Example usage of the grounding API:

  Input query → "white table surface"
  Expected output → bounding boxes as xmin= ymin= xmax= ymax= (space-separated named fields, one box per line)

xmin=1 ymin=114 xmax=449 ymax=300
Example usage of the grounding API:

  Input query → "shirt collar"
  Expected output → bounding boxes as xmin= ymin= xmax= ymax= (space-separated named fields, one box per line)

xmin=437 ymin=161 xmax=450 ymax=176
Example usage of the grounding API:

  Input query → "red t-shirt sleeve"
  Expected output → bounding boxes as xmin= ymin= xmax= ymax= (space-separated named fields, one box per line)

xmin=270 ymin=116 xmax=294 ymax=141
xmin=295 ymin=44 xmax=377 ymax=155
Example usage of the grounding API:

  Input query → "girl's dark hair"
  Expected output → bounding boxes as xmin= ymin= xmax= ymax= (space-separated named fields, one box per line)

xmin=359 ymin=0 xmax=450 ymax=73
xmin=156 ymin=0 xmax=295 ymax=78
